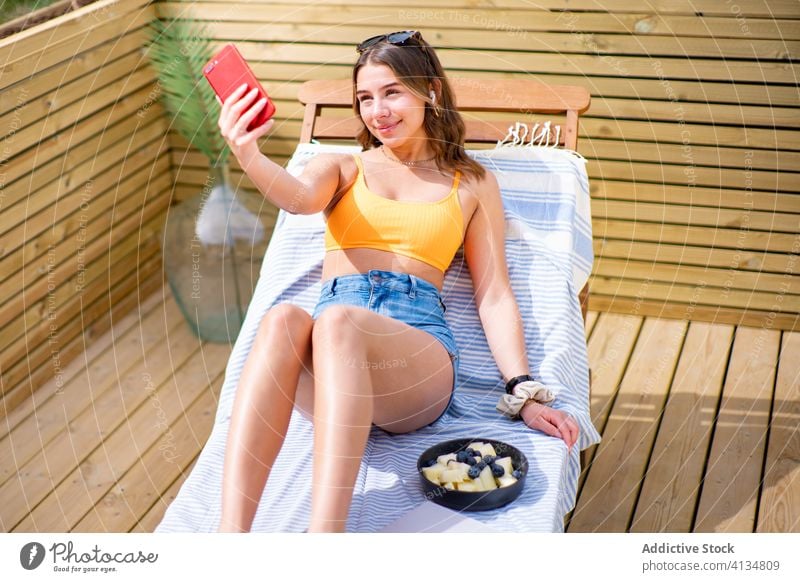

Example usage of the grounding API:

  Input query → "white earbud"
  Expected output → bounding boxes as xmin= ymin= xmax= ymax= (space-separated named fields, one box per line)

xmin=429 ymin=91 xmax=436 ymax=105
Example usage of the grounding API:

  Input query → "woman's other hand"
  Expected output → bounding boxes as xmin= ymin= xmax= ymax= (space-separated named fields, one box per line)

xmin=520 ymin=401 xmax=579 ymax=451
xmin=216 ymin=83 xmax=274 ymax=167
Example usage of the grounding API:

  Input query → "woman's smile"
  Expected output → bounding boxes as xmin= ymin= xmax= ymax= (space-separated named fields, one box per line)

xmin=376 ymin=121 xmax=400 ymax=133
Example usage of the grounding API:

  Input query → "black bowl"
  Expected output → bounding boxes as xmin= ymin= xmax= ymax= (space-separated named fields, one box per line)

xmin=417 ymin=437 xmax=528 ymax=512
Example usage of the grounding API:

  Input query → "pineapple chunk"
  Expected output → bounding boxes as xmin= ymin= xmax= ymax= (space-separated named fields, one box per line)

xmin=443 ymin=482 xmax=455 ymax=490
xmin=457 ymin=481 xmax=480 ymax=492
xmin=422 ymin=465 xmax=445 ymax=484
xmin=495 ymin=457 xmax=514 ymax=476
xmin=478 ymin=465 xmax=497 ymax=490
xmin=478 ymin=443 xmax=497 ymax=457
xmin=496 ymin=474 xmax=518 ymax=488
xmin=466 ymin=442 xmax=485 ymax=451
xmin=440 ymin=468 xmax=466 ymax=483
xmin=436 ymin=453 xmax=457 ymax=466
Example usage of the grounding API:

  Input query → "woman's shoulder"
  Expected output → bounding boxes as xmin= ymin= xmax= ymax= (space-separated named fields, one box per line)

xmin=458 ymin=159 xmax=499 ymax=195
xmin=302 ymin=152 xmax=360 ymax=184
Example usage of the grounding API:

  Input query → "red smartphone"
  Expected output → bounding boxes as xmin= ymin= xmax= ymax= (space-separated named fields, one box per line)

xmin=203 ymin=43 xmax=276 ymax=131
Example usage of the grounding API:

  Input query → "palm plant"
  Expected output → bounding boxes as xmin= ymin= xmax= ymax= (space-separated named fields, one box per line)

xmin=145 ymin=17 xmax=229 ymax=169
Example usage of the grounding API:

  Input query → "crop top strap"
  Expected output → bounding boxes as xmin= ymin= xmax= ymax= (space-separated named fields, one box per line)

xmin=452 ymin=170 xmax=461 ymax=193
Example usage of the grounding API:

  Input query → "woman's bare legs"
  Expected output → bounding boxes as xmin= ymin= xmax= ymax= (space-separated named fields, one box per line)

xmin=307 ymin=304 xmax=454 ymax=532
xmin=218 ymin=303 xmax=314 ymax=532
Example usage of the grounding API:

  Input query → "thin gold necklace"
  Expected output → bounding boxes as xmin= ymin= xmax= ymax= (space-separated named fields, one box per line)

xmin=381 ymin=145 xmax=436 ymax=167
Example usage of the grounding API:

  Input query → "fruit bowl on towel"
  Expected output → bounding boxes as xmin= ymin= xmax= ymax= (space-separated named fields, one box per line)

xmin=418 ymin=438 xmax=528 ymax=512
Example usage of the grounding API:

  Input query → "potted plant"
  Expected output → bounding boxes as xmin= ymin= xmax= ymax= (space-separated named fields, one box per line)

xmin=146 ymin=17 xmax=268 ymax=343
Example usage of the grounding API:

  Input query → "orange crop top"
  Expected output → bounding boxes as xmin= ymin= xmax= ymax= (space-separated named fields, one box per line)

xmin=324 ymin=155 xmax=464 ymax=273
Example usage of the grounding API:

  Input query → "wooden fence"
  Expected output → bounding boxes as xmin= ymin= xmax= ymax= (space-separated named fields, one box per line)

xmin=0 ymin=0 xmax=170 ymax=415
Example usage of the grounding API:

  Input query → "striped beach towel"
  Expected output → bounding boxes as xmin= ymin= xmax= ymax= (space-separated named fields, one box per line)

xmin=156 ymin=143 xmax=600 ymax=533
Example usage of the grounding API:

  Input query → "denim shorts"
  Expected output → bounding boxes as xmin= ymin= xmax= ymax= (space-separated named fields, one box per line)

xmin=312 ymin=269 xmax=459 ymax=425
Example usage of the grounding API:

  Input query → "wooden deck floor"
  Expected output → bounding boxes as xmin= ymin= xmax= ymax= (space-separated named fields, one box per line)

xmin=3 ymin=289 xmax=798 ymax=533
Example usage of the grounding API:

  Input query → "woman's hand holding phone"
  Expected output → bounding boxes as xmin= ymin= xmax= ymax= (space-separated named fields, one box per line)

xmin=216 ymin=83 xmax=274 ymax=168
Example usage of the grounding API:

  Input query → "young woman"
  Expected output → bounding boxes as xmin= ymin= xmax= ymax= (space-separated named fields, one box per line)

xmin=214 ymin=31 xmax=579 ymax=533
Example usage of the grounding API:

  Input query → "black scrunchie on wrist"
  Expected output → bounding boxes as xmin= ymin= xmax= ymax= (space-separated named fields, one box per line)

xmin=505 ymin=374 xmax=535 ymax=395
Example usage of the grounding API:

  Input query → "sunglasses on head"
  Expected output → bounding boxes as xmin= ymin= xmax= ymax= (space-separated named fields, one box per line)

xmin=356 ymin=30 xmax=422 ymax=54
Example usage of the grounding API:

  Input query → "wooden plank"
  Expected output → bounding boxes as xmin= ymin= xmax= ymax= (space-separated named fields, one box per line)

xmin=590 ymin=182 xmax=797 ymax=214
xmin=0 ymin=289 xmax=184 ymax=489
xmin=595 ymin=199 xmax=798 ymax=233
xmin=693 ymin=326 xmax=781 ymax=532
xmin=158 ymin=2 xmax=799 ymax=39
xmin=588 ymin=160 xmax=790 ymax=193
xmin=584 ymin=310 xmax=599 ymax=337
xmin=757 ymin=332 xmax=800 ymax=533
xmin=568 ymin=318 xmax=687 ymax=531
xmin=595 ymin=239 xmax=794 ymax=274
xmin=13 ymin=340 xmax=232 ymax=532
xmin=2 ymin=298 xmax=208 ymax=532
xmin=587 ymin=96 xmax=799 ymax=129
xmin=226 ymin=43 xmax=797 ymax=85
xmin=589 ymin=277 xmax=796 ymax=313
xmin=589 ymin=294 xmax=798 ymax=333
xmin=0 ymin=290 xmax=165 ymax=437
xmin=298 ymin=77 xmax=590 ymax=113
xmin=575 ymin=312 xmax=644 ymax=495
xmin=593 ymin=258 xmax=798 ymax=300
xmin=581 ymin=116 xmax=796 ymax=148
xmin=592 ymin=218 xmax=793 ymax=254
xmin=585 ymin=312 xmax=644 ymax=433
xmin=630 ymin=322 xmax=733 ymax=532
xmin=256 ymin=64 xmax=800 ymax=109
xmin=132 ymin=455 xmax=200 ymax=532
xmin=74 ymin=370 xmax=226 ymax=532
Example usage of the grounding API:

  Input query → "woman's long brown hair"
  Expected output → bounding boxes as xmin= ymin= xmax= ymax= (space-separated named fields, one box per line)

xmin=352 ymin=34 xmax=486 ymax=182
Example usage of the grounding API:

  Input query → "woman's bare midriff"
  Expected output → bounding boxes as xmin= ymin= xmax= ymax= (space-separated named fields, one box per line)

xmin=321 ymin=248 xmax=446 ymax=292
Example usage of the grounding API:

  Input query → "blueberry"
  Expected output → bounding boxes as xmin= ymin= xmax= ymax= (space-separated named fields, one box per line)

xmin=483 ymin=455 xmax=495 ymax=465
xmin=468 ymin=466 xmax=481 ymax=480
xmin=465 ymin=456 xmax=477 ymax=466
xmin=476 ymin=461 xmax=487 ymax=471
xmin=465 ymin=448 xmax=477 ymax=456
xmin=512 ymin=469 xmax=523 ymax=479
xmin=491 ymin=464 xmax=505 ymax=477
xmin=456 ymin=451 xmax=470 ymax=463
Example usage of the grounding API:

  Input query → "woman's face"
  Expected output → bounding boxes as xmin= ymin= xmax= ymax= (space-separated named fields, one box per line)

xmin=355 ymin=63 xmax=428 ymax=147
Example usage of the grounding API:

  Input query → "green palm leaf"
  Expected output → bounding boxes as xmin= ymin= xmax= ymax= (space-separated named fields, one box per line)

xmin=145 ymin=18 xmax=229 ymax=167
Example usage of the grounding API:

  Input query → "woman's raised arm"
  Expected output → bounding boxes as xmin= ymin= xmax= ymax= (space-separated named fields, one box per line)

xmin=216 ymin=85 xmax=340 ymax=215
